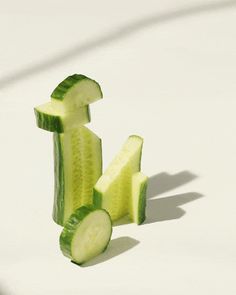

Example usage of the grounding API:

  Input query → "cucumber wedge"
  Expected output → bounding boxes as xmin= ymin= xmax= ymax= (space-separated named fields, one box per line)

xmin=51 ymin=74 xmax=103 ymax=112
xmin=53 ymin=126 xmax=102 ymax=225
xmin=130 ymin=172 xmax=148 ymax=225
xmin=60 ymin=206 xmax=112 ymax=265
xmin=93 ymin=135 xmax=143 ymax=221
xmin=34 ymin=102 xmax=90 ymax=133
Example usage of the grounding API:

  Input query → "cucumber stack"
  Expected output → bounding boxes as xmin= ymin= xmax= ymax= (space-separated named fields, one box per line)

xmin=34 ymin=74 xmax=148 ymax=265
xmin=34 ymin=74 xmax=103 ymax=226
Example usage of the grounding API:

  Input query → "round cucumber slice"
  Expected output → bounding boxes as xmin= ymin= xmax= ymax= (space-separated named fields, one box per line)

xmin=60 ymin=206 xmax=112 ymax=265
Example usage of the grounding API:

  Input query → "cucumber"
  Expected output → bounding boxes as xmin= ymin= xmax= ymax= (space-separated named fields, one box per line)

xmin=34 ymin=102 xmax=90 ymax=133
xmin=60 ymin=206 xmax=112 ymax=265
xmin=93 ymin=135 xmax=143 ymax=221
xmin=130 ymin=172 xmax=148 ymax=225
xmin=53 ymin=126 xmax=102 ymax=225
xmin=51 ymin=74 xmax=103 ymax=112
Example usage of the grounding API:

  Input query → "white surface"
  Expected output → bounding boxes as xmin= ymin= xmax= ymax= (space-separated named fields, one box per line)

xmin=0 ymin=0 xmax=236 ymax=294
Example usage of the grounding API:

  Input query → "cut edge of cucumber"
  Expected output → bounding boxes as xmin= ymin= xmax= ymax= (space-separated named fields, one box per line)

xmin=93 ymin=135 xmax=143 ymax=221
xmin=94 ymin=135 xmax=143 ymax=193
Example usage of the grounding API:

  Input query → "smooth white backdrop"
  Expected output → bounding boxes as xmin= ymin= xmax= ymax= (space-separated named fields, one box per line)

xmin=0 ymin=1 xmax=236 ymax=294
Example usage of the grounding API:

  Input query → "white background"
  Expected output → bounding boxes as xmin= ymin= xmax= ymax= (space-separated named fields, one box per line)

xmin=0 ymin=0 xmax=236 ymax=294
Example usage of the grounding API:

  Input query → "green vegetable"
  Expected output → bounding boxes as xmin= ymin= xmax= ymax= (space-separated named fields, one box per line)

xmin=34 ymin=103 xmax=90 ymax=133
xmin=93 ymin=135 xmax=143 ymax=222
xmin=51 ymin=74 xmax=103 ymax=111
xmin=130 ymin=172 xmax=148 ymax=225
xmin=53 ymin=126 xmax=102 ymax=225
xmin=60 ymin=206 xmax=112 ymax=265
xmin=34 ymin=74 xmax=103 ymax=225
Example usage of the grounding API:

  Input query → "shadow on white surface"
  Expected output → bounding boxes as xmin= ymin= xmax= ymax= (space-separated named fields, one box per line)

xmin=0 ymin=0 xmax=235 ymax=89
xmin=145 ymin=171 xmax=203 ymax=224
xmin=147 ymin=171 xmax=197 ymax=199
xmin=0 ymin=286 xmax=11 ymax=295
xmin=113 ymin=215 xmax=131 ymax=227
xmin=81 ymin=237 xmax=139 ymax=267
xmin=145 ymin=192 xmax=203 ymax=224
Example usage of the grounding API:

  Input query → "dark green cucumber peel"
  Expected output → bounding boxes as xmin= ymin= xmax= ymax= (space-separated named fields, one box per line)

xmin=138 ymin=180 xmax=148 ymax=225
xmin=34 ymin=108 xmax=64 ymax=133
xmin=53 ymin=133 xmax=65 ymax=225
xmin=51 ymin=74 xmax=103 ymax=101
xmin=93 ymin=189 xmax=103 ymax=209
xmin=60 ymin=206 xmax=92 ymax=259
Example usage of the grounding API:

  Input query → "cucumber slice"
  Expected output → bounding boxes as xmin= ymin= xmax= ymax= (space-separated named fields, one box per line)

xmin=53 ymin=126 xmax=102 ymax=225
xmin=34 ymin=102 xmax=90 ymax=133
xmin=130 ymin=172 xmax=148 ymax=225
xmin=93 ymin=135 xmax=143 ymax=221
xmin=60 ymin=206 xmax=112 ymax=265
xmin=51 ymin=74 xmax=103 ymax=111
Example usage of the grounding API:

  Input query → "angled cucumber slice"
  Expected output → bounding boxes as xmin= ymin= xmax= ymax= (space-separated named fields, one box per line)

xmin=51 ymin=74 xmax=103 ymax=111
xmin=53 ymin=126 xmax=102 ymax=225
xmin=34 ymin=102 xmax=90 ymax=133
xmin=93 ymin=135 xmax=143 ymax=221
xmin=130 ymin=172 xmax=148 ymax=225
xmin=60 ymin=206 xmax=112 ymax=265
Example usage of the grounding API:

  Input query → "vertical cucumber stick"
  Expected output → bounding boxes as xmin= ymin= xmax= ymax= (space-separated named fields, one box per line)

xmin=130 ymin=172 xmax=148 ymax=225
xmin=53 ymin=126 xmax=102 ymax=225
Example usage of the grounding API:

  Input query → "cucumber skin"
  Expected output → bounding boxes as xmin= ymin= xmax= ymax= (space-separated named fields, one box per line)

xmin=138 ymin=179 xmax=148 ymax=225
xmin=34 ymin=108 xmax=64 ymax=133
xmin=51 ymin=74 xmax=103 ymax=101
xmin=53 ymin=133 xmax=65 ymax=225
xmin=60 ymin=206 xmax=92 ymax=259
xmin=59 ymin=206 xmax=112 ymax=265
xmin=52 ymin=127 xmax=103 ymax=226
xmin=93 ymin=189 xmax=103 ymax=209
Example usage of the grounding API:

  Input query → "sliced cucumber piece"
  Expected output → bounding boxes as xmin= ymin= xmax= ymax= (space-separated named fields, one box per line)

xmin=34 ymin=102 xmax=90 ymax=133
xmin=51 ymin=74 xmax=103 ymax=111
xmin=60 ymin=206 xmax=112 ymax=265
xmin=53 ymin=126 xmax=102 ymax=225
xmin=93 ymin=135 xmax=143 ymax=221
xmin=130 ymin=172 xmax=148 ymax=225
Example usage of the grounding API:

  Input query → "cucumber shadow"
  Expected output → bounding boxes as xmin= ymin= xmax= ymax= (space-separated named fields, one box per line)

xmin=145 ymin=192 xmax=203 ymax=224
xmin=147 ymin=171 xmax=197 ymax=199
xmin=82 ymin=237 xmax=139 ymax=267
xmin=144 ymin=171 xmax=203 ymax=224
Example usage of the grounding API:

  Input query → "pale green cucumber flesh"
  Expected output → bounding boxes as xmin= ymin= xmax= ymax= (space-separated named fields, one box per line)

xmin=53 ymin=126 xmax=102 ymax=225
xmin=93 ymin=135 xmax=143 ymax=221
xmin=60 ymin=206 xmax=112 ymax=265
xmin=51 ymin=74 xmax=103 ymax=111
xmin=130 ymin=172 xmax=148 ymax=225
xmin=34 ymin=102 xmax=90 ymax=133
